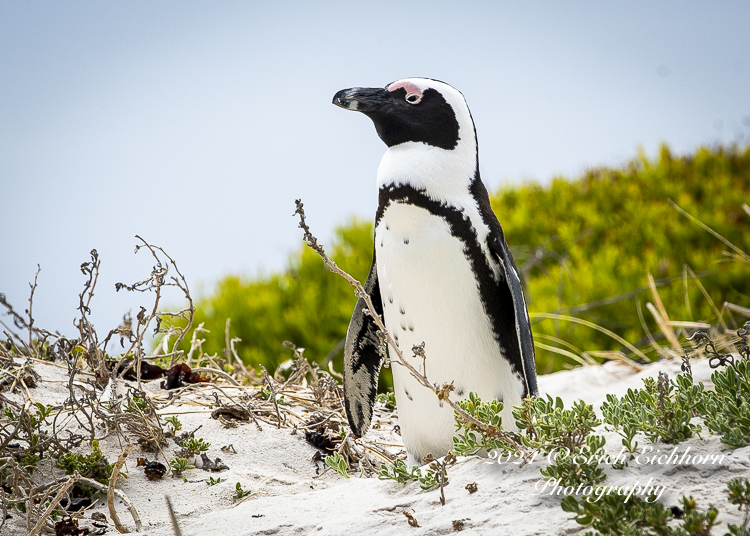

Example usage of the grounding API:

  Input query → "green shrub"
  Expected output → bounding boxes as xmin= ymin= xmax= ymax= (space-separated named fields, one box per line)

xmin=377 ymin=459 xmax=446 ymax=491
xmin=516 ymin=395 xmax=602 ymax=453
xmin=452 ymin=392 xmax=516 ymax=456
xmin=601 ymin=373 xmax=703 ymax=445
xmin=700 ymin=360 xmax=750 ymax=448
xmin=56 ymin=440 xmax=114 ymax=495
xmin=602 ymin=354 xmax=750 ymax=450
xmin=495 ymin=145 xmax=750 ymax=373
xmin=561 ymin=492 xmax=720 ymax=536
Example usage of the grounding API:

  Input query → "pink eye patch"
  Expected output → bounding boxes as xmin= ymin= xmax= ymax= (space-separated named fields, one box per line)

xmin=387 ymin=81 xmax=423 ymax=104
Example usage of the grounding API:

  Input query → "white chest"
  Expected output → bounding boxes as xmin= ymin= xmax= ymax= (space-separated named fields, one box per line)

xmin=375 ymin=201 xmax=524 ymax=464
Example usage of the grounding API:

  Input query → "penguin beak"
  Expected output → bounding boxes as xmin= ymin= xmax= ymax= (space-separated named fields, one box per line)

xmin=333 ymin=87 xmax=390 ymax=113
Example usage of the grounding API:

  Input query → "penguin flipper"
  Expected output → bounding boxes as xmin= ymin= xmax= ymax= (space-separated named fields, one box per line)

xmin=488 ymin=231 xmax=539 ymax=398
xmin=343 ymin=251 xmax=385 ymax=437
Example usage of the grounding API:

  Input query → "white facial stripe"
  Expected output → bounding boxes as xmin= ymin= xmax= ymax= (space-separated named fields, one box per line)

xmin=377 ymin=78 xmax=495 ymax=276
xmin=377 ymin=78 xmax=477 ymax=197
xmin=376 ymin=79 xmax=477 ymax=205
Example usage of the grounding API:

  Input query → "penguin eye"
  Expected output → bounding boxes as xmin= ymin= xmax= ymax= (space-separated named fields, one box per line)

xmin=388 ymin=81 xmax=424 ymax=105
xmin=405 ymin=93 xmax=422 ymax=105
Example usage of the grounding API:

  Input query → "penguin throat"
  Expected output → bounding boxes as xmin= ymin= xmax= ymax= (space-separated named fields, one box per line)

xmin=376 ymin=141 xmax=477 ymax=206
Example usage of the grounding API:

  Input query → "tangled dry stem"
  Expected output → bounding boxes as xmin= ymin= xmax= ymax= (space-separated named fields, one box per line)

xmin=0 ymin=238 xmax=196 ymax=532
xmin=0 ymin=232 xmax=412 ymax=533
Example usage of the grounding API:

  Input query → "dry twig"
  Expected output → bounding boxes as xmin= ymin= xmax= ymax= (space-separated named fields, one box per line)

xmin=109 ymin=444 xmax=134 ymax=533
xmin=27 ymin=474 xmax=79 ymax=536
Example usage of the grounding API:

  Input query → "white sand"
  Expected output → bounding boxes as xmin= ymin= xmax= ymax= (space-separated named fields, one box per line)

xmin=3 ymin=357 xmax=748 ymax=535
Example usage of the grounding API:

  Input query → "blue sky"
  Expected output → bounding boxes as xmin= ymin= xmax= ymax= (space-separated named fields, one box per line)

xmin=1 ymin=1 xmax=749 ymax=337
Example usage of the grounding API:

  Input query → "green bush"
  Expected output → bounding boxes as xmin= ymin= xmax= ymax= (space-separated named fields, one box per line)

xmin=496 ymin=145 xmax=750 ymax=372
xmin=56 ymin=440 xmax=114 ymax=495
xmin=601 ymin=355 xmax=750 ymax=450
xmin=601 ymin=373 xmax=703 ymax=446
xmin=178 ymin=145 xmax=750 ymax=379
xmin=698 ymin=360 xmax=750 ymax=448
xmin=561 ymin=492 xmax=720 ymax=536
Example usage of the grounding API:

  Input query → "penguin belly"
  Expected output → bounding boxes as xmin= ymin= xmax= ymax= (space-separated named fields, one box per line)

xmin=375 ymin=202 xmax=524 ymax=466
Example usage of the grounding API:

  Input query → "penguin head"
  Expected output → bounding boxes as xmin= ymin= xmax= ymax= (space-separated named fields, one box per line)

xmin=333 ymin=78 xmax=475 ymax=153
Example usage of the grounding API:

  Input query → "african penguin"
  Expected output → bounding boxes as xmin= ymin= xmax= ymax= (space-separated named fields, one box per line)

xmin=333 ymin=78 xmax=538 ymax=467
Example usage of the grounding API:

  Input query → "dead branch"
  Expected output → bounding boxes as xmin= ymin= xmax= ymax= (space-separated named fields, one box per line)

xmin=165 ymin=496 xmax=183 ymax=536
xmin=294 ymin=199 xmax=519 ymax=441
xmin=109 ymin=444 xmax=134 ymax=533
xmin=260 ymin=365 xmax=284 ymax=428
xmin=26 ymin=265 xmax=41 ymax=351
xmin=224 ymin=319 xmax=257 ymax=384
xmin=79 ymin=476 xmax=143 ymax=532
xmin=185 ymin=322 xmax=208 ymax=367
xmin=113 ymin=236 xmax=195 ymax=389
xmin=27 ymin=474 xmax=79 ymax=536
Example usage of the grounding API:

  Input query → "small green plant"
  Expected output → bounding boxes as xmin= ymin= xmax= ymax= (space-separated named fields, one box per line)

xmin=2 ymin=403 xmax=53 ymax=472
xmin=375 ymin=391 xmax=396 ymax=409
xmin=561 ymin=492 xmax=720 ymax=536
xmin=56 ymin=440 xmax=113 ymax=484
xmin=126 ymin=395 xmax=148 ymax=414
xmin=451 ymin=392 xmax=520 ymax=456
xmin=515 ymin=395 xmax=602 ymax=452
xmin=165 ymin=415 xmax=183 ymax=434
xmin=726 ymin=477 xmax=750 ymax=536
xmin=600 ymin=392 xmax=641 ymax=455
xmin=324 ymin=452 xmax=350 ymax=478
xmin=377 ymin=459 xmax=446 ymax=491
xmin=170 ymin=457 xmax=194 ymax=476
xmin=727 ymin=477 xmax=750 ymax=509
xmin=15 ymin=427 xmax=41 ymax=471
xmin=3 ymin=402 xmax=52 ymax=428
xmin=20 ymin=451 xmax=40 ymax=470
xmin=512 ymin=395 xmax=607 ymax=487
xmin=33 ymin=402 xmax=53 ymax=423
xmin=602 ymin=354 xmax=750 ymax=450
xmin=178 ymin=437 xmax=210 ymax=455
xmin=260 ymin=385 xmax=285 ymax=405
xmin=416 ymin=465 xmax=445 ymax=492
xmin=207 ymin=476 xmax=222 ymax=486
xmin=539 ymin=434 xmax=607 ymax=488
xmin=56 ymin=441 xmax=115 ymax=496
xmin=700 ymin=361 xmax=750 ymax=448
xmin=600 ymin=372 xmax=702 ymax=445
xmin=378 ymin=460 xmax=421 ymax=484
xmin=452 ymin=393 xmax=607 ymax=488
xmin=234 ymin=482 xmax=252 ymax=499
